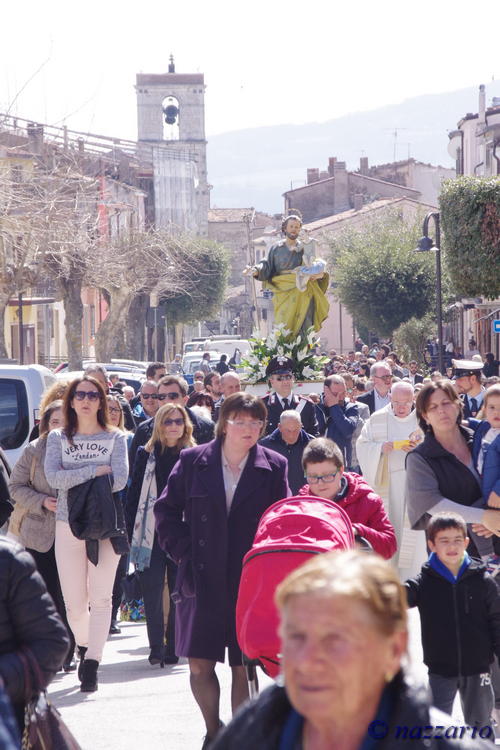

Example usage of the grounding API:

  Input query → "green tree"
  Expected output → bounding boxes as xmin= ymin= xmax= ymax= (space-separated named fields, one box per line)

xmin=440 ymin=176 xmax=500 ymax=299
xmin=163 ymin=236 xmax=229 ymax=325
xmin=93 ymin=231 xmax=229 ymax=361
xmin=327 ymin=211 xmax=436 ymax=338
xmin=392 ymin=314 xmax=435 ymax=367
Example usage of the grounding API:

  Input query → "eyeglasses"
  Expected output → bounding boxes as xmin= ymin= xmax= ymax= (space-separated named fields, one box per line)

xmin=306 ymin=471 xmax=339 ymax=485
xmin=227 ymin=419 xmax=264 ymax=430
xmin=108 ymin=406 xmax=122 ymax=415
xmin=74 ymin=390 xmax=100 ymax=401
xmin=275 ymin=374 xmax=293 ymax=382
xmin=374 ymin=375 xmax=392 ymax=382
xmin=163 ymin=418 xmax=184 ymax=427
xmin=141 ymin=393 xmax=159 ymax=400
xmin=157 ymin=392 xmax=181 ymax=401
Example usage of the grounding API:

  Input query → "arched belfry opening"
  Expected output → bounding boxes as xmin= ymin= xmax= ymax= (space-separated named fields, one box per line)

xmin=162 ymin=96 xmax=180 ymax=141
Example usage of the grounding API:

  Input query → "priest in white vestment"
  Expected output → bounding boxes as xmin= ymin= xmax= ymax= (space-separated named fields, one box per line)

xmin=356 ymin=381 xmax=427 ymax=579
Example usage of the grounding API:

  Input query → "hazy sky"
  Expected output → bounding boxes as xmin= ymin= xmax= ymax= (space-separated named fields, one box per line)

xmin=2 ymin=0 xmax=500 ymax=141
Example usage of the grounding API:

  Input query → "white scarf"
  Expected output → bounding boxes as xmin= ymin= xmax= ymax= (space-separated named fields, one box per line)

xmin=130 ymin=452 xmax=158 ymax=571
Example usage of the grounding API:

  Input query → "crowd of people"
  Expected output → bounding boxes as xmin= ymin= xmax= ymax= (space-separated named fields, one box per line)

xmin=1 ymin=342 xmax=500 ymax=748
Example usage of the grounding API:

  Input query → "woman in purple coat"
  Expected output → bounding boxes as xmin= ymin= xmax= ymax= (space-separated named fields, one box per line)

xmin=154 ymin=392 xmax=290 ymax=749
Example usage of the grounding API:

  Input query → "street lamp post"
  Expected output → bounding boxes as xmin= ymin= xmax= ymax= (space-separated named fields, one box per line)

xmin=415 ymin=211 xmax=444 ymax=374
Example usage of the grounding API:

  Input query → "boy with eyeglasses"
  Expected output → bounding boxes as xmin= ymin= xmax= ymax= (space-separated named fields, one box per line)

xmin=298 ymin=437 xmax=396 ymax=559
xmin=261 ymin=356 xmax=319 ymax=437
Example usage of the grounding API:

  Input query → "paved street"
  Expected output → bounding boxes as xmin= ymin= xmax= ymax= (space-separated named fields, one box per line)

xmin=51 ymin=619 xmax=272 ymax=750
xmin=51 ymin=609 xmax=427 ymax=750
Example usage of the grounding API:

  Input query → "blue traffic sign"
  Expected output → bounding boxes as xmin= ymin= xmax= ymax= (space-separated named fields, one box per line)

xmin=494 ymin=320 xmax=500 ymax=333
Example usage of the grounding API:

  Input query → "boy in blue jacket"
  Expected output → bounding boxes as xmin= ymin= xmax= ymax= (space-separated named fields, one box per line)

xmin=405 ymin=511 xmax=500 ymax=731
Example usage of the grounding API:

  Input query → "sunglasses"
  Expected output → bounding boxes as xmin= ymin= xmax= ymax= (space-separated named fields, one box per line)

xmin=275 ymin=374 xmax=293 ymax=382
xmin=141 ymin=393 xmax=159 ymax=400
xmin=157 ymin=392 xmax=181 ymax=401
xmin=74 ymin=390 xmax=100 ymax=401
xmin=163 ymin=418 xmax=184 ymax=426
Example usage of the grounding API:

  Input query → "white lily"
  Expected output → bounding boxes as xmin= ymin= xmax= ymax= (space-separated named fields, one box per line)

xmin=302 ymin=365 xmax=317 ymax=379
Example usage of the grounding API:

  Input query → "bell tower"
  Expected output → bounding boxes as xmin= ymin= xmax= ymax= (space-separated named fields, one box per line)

xmin=136 ymin=56 xmax=209 ymax=234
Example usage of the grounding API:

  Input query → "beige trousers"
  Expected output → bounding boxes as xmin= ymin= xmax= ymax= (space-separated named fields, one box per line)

xmin=55 ymin=520 xmax=119 ymax=662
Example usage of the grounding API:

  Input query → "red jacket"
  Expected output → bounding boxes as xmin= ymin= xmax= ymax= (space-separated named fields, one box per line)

xmin=298 ymin=472 xmax=396 ymax=559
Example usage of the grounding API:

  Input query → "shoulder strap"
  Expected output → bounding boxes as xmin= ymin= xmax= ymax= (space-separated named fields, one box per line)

xmin=295 ymin=398 xmax=307 ymax=414
xmin=29 ymin=451 xmax=37 ymax=486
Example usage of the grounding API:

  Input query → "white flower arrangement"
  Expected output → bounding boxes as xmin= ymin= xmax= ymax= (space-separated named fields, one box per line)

xmin=242 ymin=326 xmax=328 ymax=384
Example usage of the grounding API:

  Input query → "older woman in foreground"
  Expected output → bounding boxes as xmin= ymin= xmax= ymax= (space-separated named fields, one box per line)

xmin=213 ymin=550 xmax=492 ymax=749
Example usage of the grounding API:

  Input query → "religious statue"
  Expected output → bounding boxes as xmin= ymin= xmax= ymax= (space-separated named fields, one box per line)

xmin=243 ymin=212 xmax=329 ymax=342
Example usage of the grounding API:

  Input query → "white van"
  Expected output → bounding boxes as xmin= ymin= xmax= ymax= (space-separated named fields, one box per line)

xmin=203 ymin=339 xmax=251 ymax=359
xmin=0 ymin=365 xmax=56 ymax=469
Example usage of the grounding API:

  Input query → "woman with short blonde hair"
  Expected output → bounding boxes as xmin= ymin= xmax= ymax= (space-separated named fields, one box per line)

xmin=213 ymin=551 xmax=490 ymax=749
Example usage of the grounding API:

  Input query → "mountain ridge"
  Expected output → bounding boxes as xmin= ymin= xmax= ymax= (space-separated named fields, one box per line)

xmin=207 ymin=82 xmax=500 ymax=213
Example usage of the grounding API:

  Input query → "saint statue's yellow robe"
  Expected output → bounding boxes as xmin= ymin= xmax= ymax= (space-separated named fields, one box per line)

xmin=254 ymin=240 xmax=330 ymax=340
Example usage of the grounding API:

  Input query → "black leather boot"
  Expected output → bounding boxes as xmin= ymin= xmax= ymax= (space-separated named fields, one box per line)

xmin=80 ymin=659 xmax=99 ymax=692
xmin=77 ymin=646 xmax=87 ymax=681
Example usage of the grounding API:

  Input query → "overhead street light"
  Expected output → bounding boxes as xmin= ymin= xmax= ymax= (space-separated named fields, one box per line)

xmin=415 ymin=211 xmax=444 ymax=375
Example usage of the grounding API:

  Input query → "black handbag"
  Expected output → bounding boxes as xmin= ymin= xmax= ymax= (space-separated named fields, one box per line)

xmin=19 ymin=648 xmax=82 ymax=750
xmin=121 ymin=570 xmax=142 ymax=603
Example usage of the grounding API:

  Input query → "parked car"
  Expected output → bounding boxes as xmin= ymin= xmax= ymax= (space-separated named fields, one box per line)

xmin=110 ymin=359 xmax=148 ymax=373
xmin=0 ymin=365 xmax=56 ymax=468
xmin=182 ymin=341 xmax=206 ymax=355
xmin=54 ymin=360 xmax=146 ymax=375
xmin=181 ymin=351 xmax=220 ymax=375
xmin=203 ymin=338 xmax=251 ymax=358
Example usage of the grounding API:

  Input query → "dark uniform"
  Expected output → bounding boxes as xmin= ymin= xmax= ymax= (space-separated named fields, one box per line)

xmin=261 ymin=356 xmax=319 ymax=437
xmin=452 ymin=359 xmax=485 ymax=419
xmin=261 ymin=392 xmax=319 ymax=436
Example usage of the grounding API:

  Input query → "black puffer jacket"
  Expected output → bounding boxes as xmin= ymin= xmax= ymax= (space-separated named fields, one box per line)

xmin=212 ymin=673 xmax=492 ymax=749
xmin=0 ymin=537 xmax=69 ymax=726
xmin=405 ymin=558 xmax=500 ymax=677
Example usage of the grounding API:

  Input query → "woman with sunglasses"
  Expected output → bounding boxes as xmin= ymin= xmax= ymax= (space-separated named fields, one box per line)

xmin=44 ymin=376 xmax=129 ymax=692
xmin=298 ymin=437 xmax=396 ymax=558
xmin=125 ymin=402 xmax=195 ymax=666
xmin=154 ymin=392 xmax=290 ymax=748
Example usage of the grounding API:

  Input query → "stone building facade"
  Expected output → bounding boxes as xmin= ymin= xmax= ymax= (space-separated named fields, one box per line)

xmin=207 ymin=208 xmax=279 ymax=336
xmin=283 ymin=156 xmax=453 ymax=224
